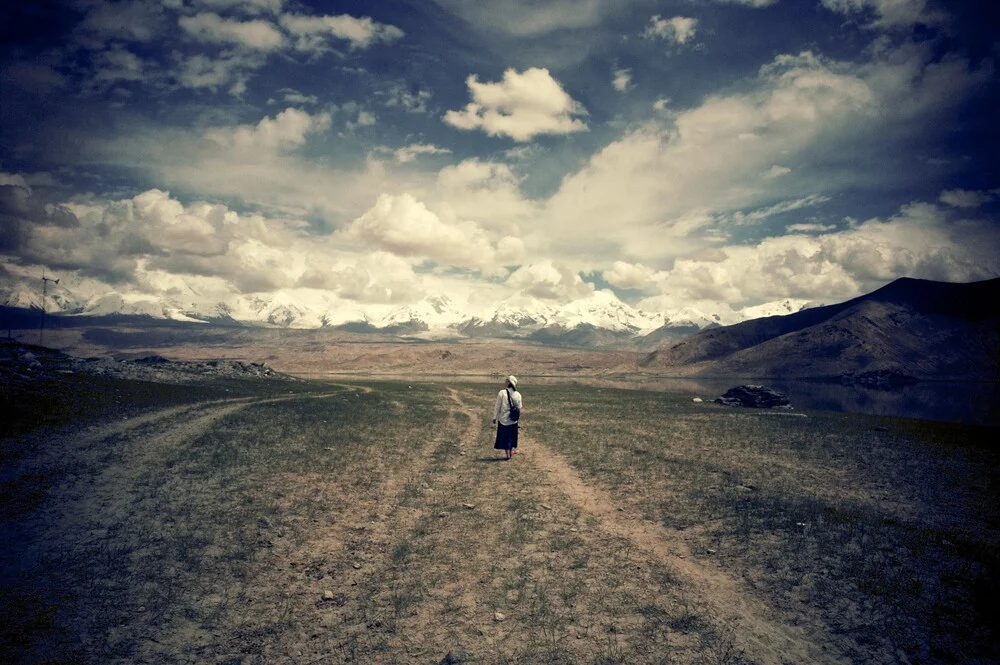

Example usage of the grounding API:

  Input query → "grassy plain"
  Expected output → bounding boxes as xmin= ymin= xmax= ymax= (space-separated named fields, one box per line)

xmin=1 ymin=376 xmax=997 ymax=664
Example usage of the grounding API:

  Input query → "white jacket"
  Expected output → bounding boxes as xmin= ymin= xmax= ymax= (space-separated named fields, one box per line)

xmin=493 ymin=388 xmax=522 ymax=426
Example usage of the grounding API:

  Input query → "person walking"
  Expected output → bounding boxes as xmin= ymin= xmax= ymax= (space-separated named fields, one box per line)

xmin=492 ymin=375 xmax=522 ymax=460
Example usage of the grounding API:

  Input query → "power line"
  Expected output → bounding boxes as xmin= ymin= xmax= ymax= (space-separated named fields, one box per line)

xmin=40 ymin=272 xmax=59 ymax=347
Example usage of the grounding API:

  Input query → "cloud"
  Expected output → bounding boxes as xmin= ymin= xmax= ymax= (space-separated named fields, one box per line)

xmin=541 ymin=43 xmax=989 ymax=262
xmin=764 ymin=165 xmax=792 ymax=178
xmin=73 ymin=0 xmax=167 ymax=47
xmin=602 ymin=261 xmax=660 ymax=291
xmin=939 ymin=189 xmax=995 ymax=209
xmin=434 ymin=159 xmax=538 ymax=230
xmin=433 ymin=0 xmax=616 ymax=36
xmin=274 ymin=88 xmax=318 ymax=105
xmin=205 ymin=108 xmax=332 ymax=151
xmin=612 ymin=67 xmax=632 ymax=93
xmin=193 ymin=0 xmax=285 ymax=15
xmin=179 ymin=12 xmax=285 ymax=51
xmin=90 ymin=45 xmax=148 ymax=87
xmin=382 ymin=85 xmax=432 ymax=113
xmin=443 ymin=68 xmax=588 ymax=142
xmin=0 ymin=175 xmax=80 ymax=253
xmin=279 ymin=13 xmax=405 ymax=52
xmin=636 ymin=200 xmax=1000 ymax=310
xmin=342 ymin=193 xmax=523 ymax=273
xmin=392 ymin=144 xmax=452 ymax=163
xmin=355 ymin=111 xmax=376 ymax=127
xmin=724 ymin=195 xmax=832 ymax=226
xmin=643 ymin=16 xmax=698 ymax=45
xmin=23 ymin=188 xmax=317 ymax=288
xmin=172 ymin=51 xmax=266 ymax=94
xmin=711 ymin=0 xmax=778 ymax=6
xmin=322 ymin=252 xmax=423 ymax=303
xmin=506 ymin=261 xmax=594 ymax=300
xmin=787 ymin=223 xmax=837 ymax=233
xmin=819 ymin=0 xmax=945 ymax=29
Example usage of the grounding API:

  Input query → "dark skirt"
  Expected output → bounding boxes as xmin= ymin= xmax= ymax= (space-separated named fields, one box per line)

xmin=494 ymin=422 xmax=519 ymax=450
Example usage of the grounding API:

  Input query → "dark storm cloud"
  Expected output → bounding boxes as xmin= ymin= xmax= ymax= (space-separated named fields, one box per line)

xmin=0 ymin=183 xmax=81 ymax=254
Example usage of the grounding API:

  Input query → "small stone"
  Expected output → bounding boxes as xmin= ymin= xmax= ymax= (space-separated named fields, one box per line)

xmin=352 ymin=562 xmax=362 ymax=569
xmin=540 ymin=504 xmax=552 ymax=511
xmin=692 ymin=397 xmax=703 ymax=403
xmin=569 ymin=527 xmax=578 ymax=532
xmin=706 ymin=548 xmax=717 ymax=555
xmin=322 ymin=590 xmax=334 ymax=600
xmin=493 ymin=612 xmax=506 ymax=622
xmin=462 ymin=503 xmax=475 ymax=510
xmin=439 ymin=512 xmax=448 ymax=518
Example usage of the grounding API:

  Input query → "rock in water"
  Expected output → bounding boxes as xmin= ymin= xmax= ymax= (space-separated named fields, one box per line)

xmin=714 ymin=385 xmax=790 ymax=408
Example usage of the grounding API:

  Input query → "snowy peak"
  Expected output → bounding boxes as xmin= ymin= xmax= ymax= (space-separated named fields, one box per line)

xmin=490 ymin=295 xmax=559 ymax=328
xmin=662 ymin=306 xmax=730 ymax=330
xmin=738 ymin=298 xmax=815 ymax=321
xmin=372 ymin=295 xmax=464 ymax=329
xmin=553 ymin=290 xmax=660 ymax=332
xmin=2 ymin=278 xmax=83 ymax=313
xmin=0 ymin=271 xmax=822 ymax=346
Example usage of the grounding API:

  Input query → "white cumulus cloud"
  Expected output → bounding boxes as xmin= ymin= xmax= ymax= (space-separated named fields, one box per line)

xmin=393 ymin=144 xmax=452 ymax=163
xmin=343 ymin=193 xmax=523 ymax=273
xmin=602 ymin=261 xmax=661 ymax=291
xmin=443 ymin=68 xmax=588 ymax=142
xmin=280 ymin=13 xmax=404 ymax=52
xmin=179 ymin=12 xmax=285 ymax=51
xmin=612 ymin=68 xmax=632 ymax=92
xmin=506 ymin=261 xmax=595 ymax=300
xmin=205 ymin=108 xmax=332 ymax=151
xmin=643 ymin=15 xmax=698 ymax=45
xmin=820 ymin=0 xmax=944 ymax=29
xmin=939 ymin=189 xmax=995 ymax=209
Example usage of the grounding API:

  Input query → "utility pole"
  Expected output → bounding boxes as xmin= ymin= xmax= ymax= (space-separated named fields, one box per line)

xmin=40 ymin=272 xmax=59 ymax=347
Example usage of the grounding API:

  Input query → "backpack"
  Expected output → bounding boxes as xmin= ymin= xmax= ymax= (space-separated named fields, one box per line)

xmin=506 ymin=388 xmax=520 ymax=422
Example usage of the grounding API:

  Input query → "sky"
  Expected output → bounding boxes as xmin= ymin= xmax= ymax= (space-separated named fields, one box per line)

xmin=1 ymin=0 xmax=999 ymax=320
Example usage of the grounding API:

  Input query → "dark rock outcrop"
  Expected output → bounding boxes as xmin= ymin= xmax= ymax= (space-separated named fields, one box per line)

xmin=714 ymin=385 xmax=790 ymax=408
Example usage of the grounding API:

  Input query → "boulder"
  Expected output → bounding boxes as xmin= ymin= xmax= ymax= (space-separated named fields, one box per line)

xmin=135 ymin=354 xmax=171 ymax=364
xmin=714 ymin=385 xmax=790 ymax=408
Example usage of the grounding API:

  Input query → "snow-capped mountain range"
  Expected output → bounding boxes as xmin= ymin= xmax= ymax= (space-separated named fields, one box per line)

xmin=0 ymin=276 xmax=816 ymax=345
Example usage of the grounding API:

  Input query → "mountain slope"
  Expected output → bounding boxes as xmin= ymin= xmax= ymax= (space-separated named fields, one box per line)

xmin=640 ymin=277 xmax=1000 ymax=380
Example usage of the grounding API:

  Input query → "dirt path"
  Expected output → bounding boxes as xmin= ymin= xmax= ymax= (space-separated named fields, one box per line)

xmin=521 ymin=431 xmax=846 ymax=665
xmin=19 ymin=388 xmax=352 ymax=551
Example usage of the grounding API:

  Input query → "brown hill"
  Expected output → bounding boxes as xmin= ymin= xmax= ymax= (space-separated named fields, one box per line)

xmin=639 ymin=277 xmax=1000 ymax=380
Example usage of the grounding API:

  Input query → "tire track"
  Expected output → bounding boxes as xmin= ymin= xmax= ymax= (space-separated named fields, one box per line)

xmin=522 ymin=434 xmax=848 ymax=665
xmin=21 ymin=389 xmax=351 ymax=547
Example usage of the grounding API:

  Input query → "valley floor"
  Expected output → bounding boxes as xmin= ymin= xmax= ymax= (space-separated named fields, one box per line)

xmin=2 ymin=377 xmax=997 ymax=664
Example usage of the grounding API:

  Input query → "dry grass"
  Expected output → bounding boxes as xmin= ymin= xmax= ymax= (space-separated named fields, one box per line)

xmin=1 ymin=377 xmax=997 ymax=664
